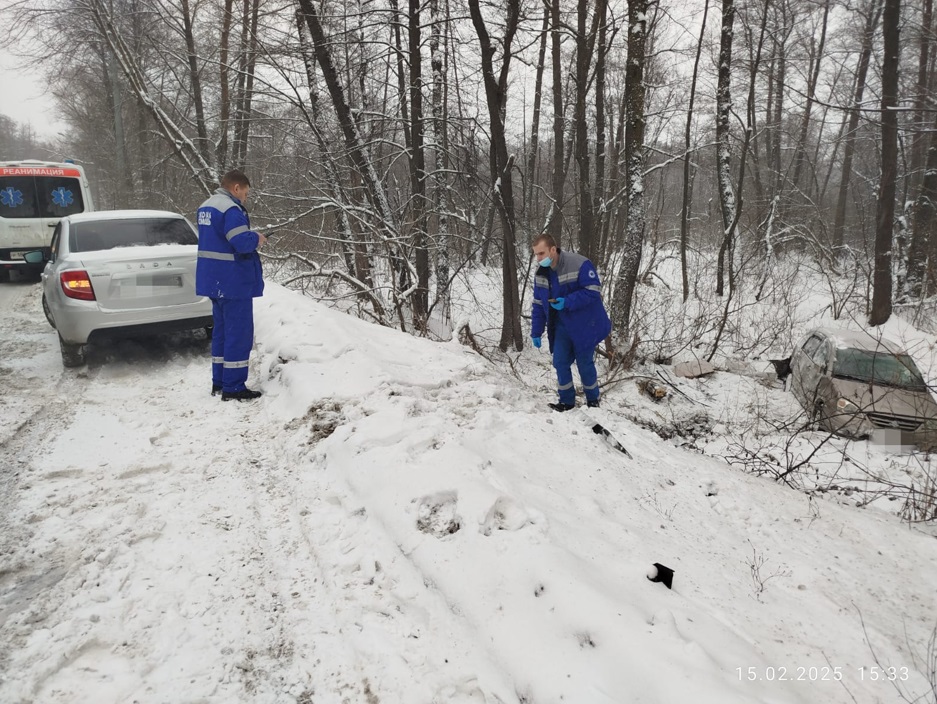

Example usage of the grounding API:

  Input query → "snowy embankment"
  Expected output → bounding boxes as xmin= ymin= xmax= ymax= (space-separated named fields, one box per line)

xmin=1 ymin=281 xmax=935 ymax=704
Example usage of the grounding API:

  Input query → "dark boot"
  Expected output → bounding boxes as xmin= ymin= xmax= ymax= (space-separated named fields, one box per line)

xmin=211 ymin=384 xmax=222 ymax=396
xmin=586 ymin=399 xmax=600 ymax=408
xmin=548 ymin=402 xmax=575 ymax=412
xmin=222 ymin=388 xmax=263 ymax=402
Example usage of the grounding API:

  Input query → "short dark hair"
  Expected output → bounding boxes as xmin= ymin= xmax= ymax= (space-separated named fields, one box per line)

xmin=532 ymin=233 xmax=557 ymax=249
xmin=220 ymin=169 xmax=251 ymax=189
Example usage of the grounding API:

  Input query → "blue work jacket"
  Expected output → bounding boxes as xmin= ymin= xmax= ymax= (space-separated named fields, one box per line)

xmin=195 ymin=188 xmax=264 ymax=299
xmin=531 ymin=249 xmax=612 ymax=352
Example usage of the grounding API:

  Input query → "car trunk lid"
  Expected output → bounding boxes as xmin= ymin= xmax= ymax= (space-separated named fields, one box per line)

xmin=77 ymin=244 xmax=202 ymax=311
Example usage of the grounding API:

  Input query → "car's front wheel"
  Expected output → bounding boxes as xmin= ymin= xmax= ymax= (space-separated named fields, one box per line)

xmin=58 ymin=335 xmax=86 ymax=367
xmin=810 ymin=398 xmax=828 ymax=431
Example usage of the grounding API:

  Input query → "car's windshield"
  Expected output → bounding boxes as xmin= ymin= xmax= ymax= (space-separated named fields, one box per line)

xmin=832 ymin=347 xmax=928 ymax=390
xmin=70 ymin=218 xmax=197 ymax=252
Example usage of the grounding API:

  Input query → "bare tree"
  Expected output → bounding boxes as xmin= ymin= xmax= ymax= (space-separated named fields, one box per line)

xmin=179 ymin=0 xmax=212 ymax=170
xmin=789 ymin=0 xmax=830 ymax=196
xmin=833 ymin=0 xmax=883 ymax=251
xmin=85 ymin=0 xmax=216 ymax=193
xmin=217 ymin=0 xmax=235 ymax=171
xmin=870 ymin=0 xmax=901 ymax=326
xmin=715 ymin=0 xmax=737 ymax=297
xmin=231 ymin=0 xmax=260 ymax=170
xmin=547 ymin=0 xmax=566 ymax=244
xmin=573 ymin=0 xmax=607 ymax=262
xmin=680 ymin=0 xmax=710 ymax=303
xmin=430 ymin=0 xmax=452 ymax=325
xmin=906 ymin=0 xmax=937 ymax=299
xmin=467 ymin=0 xmax=524 ymax=352
xmin=408 ymin=0 xmax=430 ymax=326
xmin=296 ymin=0 xmax=416 ymax=328
xmin=906 ymin=110 xmax=937 ymax=300
xmin=610 ymin=0 xmax=651 ymax=337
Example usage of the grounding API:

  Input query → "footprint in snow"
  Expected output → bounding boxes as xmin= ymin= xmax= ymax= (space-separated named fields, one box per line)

xmin=480 ymin=496 xmax=541 ymax=536
xmin=415 ymin=491 xmax=461 ymax=537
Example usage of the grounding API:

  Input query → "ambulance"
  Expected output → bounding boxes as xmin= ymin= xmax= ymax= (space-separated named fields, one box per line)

xmin=0 ymin=160 xmax=95 ymax=281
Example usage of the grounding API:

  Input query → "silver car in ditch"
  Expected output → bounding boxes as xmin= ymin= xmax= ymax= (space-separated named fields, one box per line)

xmin=789 ymin=327 xmax=937 ymax=449
xmin=27 ymin=210 xmax=213 ymax=367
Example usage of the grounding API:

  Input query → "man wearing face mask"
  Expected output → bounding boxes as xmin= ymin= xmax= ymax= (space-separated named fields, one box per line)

xmin=530 ymin=234 xmax=612 ymax=411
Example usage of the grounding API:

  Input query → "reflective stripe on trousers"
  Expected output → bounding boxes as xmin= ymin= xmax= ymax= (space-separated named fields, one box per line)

xmin=551 ymin=324 xmax=600 ymax=405
xmin=211 ymin=297 xmax=254 ymax=392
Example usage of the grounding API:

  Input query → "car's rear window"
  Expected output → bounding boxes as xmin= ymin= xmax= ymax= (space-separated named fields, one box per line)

xmin=0 ymin=176 xmax=85 ymax=219
xmin=833 ymin=348 xmax=928 ymax=390
xmin=70 ymin=218 xmax=197 ymax=252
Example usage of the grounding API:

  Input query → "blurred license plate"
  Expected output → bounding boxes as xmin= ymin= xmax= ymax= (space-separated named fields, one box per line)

xmin=9 ymin=251 xmax=25 ymax=260
xmin=153 ymin=274 xmax=183 ymax=287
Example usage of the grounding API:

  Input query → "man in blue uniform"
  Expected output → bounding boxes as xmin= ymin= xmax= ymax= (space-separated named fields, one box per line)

xmin=530 ymin=234 xmax=612 ymax=411
xmin=196 ymin=170 xmax=267 ymax=401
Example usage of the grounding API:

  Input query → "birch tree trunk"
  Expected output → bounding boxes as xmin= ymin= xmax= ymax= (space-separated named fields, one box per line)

xmin=905 ymin=0 xmax=935 ymax=297
xmin=408 ymin=0 xmax=430 ymax=326
xmin=430 ymin=0 xmax=452 ymax=324
xmin=715 ymin=0 xmax=737 ymax=297
xmin=910 ymin=0 xmax=934 ymax=194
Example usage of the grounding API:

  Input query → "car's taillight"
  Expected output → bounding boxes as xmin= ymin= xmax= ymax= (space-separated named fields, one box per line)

xmin=60 ymin=270 xmax=96 ymax=300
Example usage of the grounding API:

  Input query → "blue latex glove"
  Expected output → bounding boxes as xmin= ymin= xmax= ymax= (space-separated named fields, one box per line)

xmin=550 ymin=297 xmax=566 ymax=310
xmin=532 ymin=337 xmax=542 ymax=348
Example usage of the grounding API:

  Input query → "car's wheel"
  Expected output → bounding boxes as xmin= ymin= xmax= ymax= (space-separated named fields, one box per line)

xmin=42 ymin=295 xmax=56 ymax=329
xmin=0 ymin=268 xmax=9 ymax=284
xmin=58 ymin=335 xmax=86 ymax=367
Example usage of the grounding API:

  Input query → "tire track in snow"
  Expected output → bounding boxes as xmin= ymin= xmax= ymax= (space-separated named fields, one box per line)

xmin=0 ymin=282 xmax=104 ymax=690
xmin=230 ymin=400 xmax=514 ymax=703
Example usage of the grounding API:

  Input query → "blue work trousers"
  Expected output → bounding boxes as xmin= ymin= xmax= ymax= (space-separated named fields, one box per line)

xmin=211 ymin=298 xmax=254 ymax=392
xmin=552 ymin=324 xmax=600 ymax=405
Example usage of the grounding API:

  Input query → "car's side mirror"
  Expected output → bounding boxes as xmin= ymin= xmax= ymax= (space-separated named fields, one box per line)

xmin=23 ymin=251 xmax=47 ymax=265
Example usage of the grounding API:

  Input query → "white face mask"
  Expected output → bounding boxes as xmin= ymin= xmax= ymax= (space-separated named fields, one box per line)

xmin=539 ymin=257 xmax=552 ymax=267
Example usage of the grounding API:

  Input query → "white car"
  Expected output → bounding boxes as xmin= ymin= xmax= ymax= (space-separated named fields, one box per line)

xmin=26 ymin=210 xmax=213 ymax=367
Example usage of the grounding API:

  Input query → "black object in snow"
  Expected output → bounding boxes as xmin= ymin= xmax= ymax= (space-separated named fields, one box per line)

xmin=648 ymin=563 xmax=674 ymax=590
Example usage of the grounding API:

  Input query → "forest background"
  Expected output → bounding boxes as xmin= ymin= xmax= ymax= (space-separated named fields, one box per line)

xmin=1 ymin=0 xmax=934 ymax=361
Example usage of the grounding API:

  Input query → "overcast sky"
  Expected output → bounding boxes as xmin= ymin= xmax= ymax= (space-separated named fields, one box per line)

xmin=0 ymin=49 xmax=62 ymax=138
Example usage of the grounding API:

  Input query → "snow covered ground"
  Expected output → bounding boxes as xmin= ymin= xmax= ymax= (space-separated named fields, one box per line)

xmin=1 ymin=277 xmax=936 ymax=704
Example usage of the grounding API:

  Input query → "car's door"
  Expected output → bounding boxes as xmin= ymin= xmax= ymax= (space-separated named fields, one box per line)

xmin=40 ymin=223 xmax=62 ymax=327
xmin=809 ymin=339 xmax=836 ymax=418
xmin=791 ymin=334 xmax=824 ymax=408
